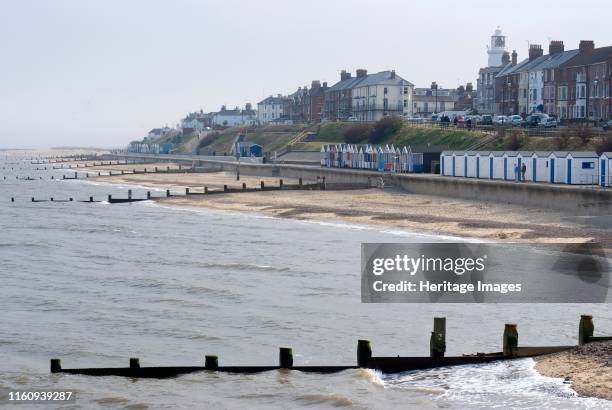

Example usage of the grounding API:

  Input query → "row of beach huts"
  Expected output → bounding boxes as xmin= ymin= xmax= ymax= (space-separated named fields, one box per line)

xmin=320 ymin=144 xmax=424 ymax=172
xmin=440 ymin=151 xmax=612 ymax=187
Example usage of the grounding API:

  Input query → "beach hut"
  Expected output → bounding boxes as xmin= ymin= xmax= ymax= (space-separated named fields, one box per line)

xmin=490 ymin=152 xmax=505 ymax=180
xmin=320 ymin=145 xmax=326 ymax=166
xmin=529 ymin=151 xmax=551 ymax=183
xmin=452 ymin=151 xmax=466 ymax=177
xmin=440 ymin=151 xmax=453 ymax=176
xmin=503 ymin=151 xmax=520 ymax=181
xmin=600 ymin=152 xmax=612 ymax=187
xmin=376 ymin=147 xmax=384 ymax=171
xmin=465 ymin=151 xmax=478 ymax=178
xmin=565 ymin=151 xmax=599 ymax=185
xmin=548 ymin=152 xmax=569 ymax=183
xmin=476 ymin=151 xmax=490 ymax=179
xmin=516 ymin=151 xmax=533 ymax=182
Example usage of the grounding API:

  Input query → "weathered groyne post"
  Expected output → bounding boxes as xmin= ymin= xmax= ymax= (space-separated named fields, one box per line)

xmin=108 ymin=195 xmax=112 ymax=202
xmin=261 ymin=181 xmax=265 ymax=190
xmin=205 ymin=355 xmax=218 ymax=370
xmin=223 ymin=184 xmax=228 ymax=192
xmin=279 ymin=179 xmax=283 ymax=189
xmin=279 ymin=347 xmax=293 ymax=369
xmin=130 ymin=358 xmax=140 ymax=369
xmin=503 ymin=324 xmax=518 ymax=356
xmin=579 ymin=315 xmax=594 ymax=345
xmin=166 ymin=189 xmax=170 ymax=197
xmin=185 ymin=188 xmax=190 ymax=195
xmin=430 ymin=317 xmax=446 ymax=358
xmin=242 ymin=183 xmax=246 ymax=190
xmin=357 ymin=339 xmax=372 ymax=367
xmin=128 ymin=190 xmax=132 ymax=200
xmin=204 ymin=186 xmax=208 ymax=194
xmin=147 ymin=191 xmax=151 ymax=200
xmin=50 ymin=358 xmax=61 ymax=373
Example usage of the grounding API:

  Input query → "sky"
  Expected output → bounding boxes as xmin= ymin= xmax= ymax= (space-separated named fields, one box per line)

xmin=0 ymin=0 xmax=610 ymax=148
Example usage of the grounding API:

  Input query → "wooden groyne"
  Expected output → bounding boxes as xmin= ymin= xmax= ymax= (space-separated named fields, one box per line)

xmin=9 ymin=177 xmax=368 ymax=204
xmin=49 ymin=315 xmax=610 ymax=379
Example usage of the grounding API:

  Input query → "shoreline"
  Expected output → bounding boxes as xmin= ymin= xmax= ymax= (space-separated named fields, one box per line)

xmin=82 ymin=168 xmax=612 ymax=243
xmin=535 ymin=341 xmax=612 ymax=401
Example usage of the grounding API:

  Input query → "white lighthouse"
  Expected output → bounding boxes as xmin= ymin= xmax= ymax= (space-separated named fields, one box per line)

xmin=487 ymin=27 xmax=506 ymax=67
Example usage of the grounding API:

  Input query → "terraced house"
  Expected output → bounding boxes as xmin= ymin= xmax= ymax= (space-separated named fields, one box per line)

xmin=323 ymin=69 xmax=413 ymax=122
xmin=495 ymin=40 xmax=611 ymax=120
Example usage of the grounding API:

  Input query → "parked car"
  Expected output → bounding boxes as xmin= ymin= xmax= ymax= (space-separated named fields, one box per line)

xmin=600 ymin=119 xmax=612 ymax=130
xmin=404 ymin=116 xmax=424 ymax=123
xmin=481 ymin=114 xmax=493 ymax=125
xmin=347 ymin=116 xmax=359 ymax=122
xmin=492 ymin=115 xmax=509 ymax=125
xmin=521 ymin=113 xmax=549 ymax=128
xmin=538 ymin=117 xmax=558 ymax=128
xmin=509 ymin=115 xmax=523 ymax=126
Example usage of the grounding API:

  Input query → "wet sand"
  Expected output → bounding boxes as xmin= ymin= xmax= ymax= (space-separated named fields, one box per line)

xmin=535 ymin=341 xmax=612 ymax=401
xmin=86 ymin=170 xmax=611 ymax=243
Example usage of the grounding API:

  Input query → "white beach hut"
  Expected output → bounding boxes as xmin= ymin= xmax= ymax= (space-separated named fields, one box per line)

xmin=453 ymin=151 xmax=466 ymax=177
xmin=465 ymin=151 xmax=478 ymax=178
xmin=503 ymin=151 xmax=520 ymax=181
xmin=476 ymin=151 xmax=491 ymax=179
xmin=565 ymin=152 xmax=599 ymax=185
xmin=548 ymin=151 xmax=569 ymax=183
xmin=529 ymin=151 xmax=551 ymax=183
xmin=490 ymin=151 xmax=505 ymax=180
xmin=600 ymin=152 xmax=612 ymax=187
xmin=440 ymin=151 xmax=453 ymax=176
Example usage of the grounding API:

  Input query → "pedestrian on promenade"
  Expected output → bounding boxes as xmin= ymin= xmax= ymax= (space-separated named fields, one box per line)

xmin=514 ymin=163 xmax=520 ymax=182
xmin=521 ymin=163 xmax=527 ymax=182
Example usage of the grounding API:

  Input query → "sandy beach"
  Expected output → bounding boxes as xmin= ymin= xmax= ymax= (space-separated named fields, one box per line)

xmin=535 ymin=341 xmax=612 ymax=400
xmin=83 ymin=168 xmax=612 ymax=243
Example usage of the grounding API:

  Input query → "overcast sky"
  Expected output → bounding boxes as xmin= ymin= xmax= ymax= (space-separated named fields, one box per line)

xmin=0 ymin=0 xmax=609 ymax=148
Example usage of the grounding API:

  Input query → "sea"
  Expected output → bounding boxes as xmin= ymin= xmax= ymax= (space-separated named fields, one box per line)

xmin=0 ymin=153 xmax=611 ymax=409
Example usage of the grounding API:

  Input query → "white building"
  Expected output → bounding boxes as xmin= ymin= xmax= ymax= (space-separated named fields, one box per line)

xmin=212 ymin=106 xmax=257 ymax=127
xmin=600 ymin=152 xmax=612 ymax=187
xmin=257 ymin=95 xmax=285 ymax=124
xmin=351 ymin=70 xmax=413 ymax=122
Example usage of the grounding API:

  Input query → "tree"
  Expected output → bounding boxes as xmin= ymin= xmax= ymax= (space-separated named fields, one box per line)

xmin=343 ymin=124 xmax=372 ymax=143
xmin=369 ymin=116 xmax=403 ymax=143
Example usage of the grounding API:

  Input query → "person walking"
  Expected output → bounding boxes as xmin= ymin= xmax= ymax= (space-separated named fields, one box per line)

xmin=521 ymin=163 xmax=527 ymax=182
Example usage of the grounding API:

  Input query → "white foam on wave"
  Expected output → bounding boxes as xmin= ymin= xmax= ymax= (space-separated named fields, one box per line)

xmin=74 ymin=179 xmax=167 ymax=192
xmin=381 ymin=358 xmax=606 ymax=409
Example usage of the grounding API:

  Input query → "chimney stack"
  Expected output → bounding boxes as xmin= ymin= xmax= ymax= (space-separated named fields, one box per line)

xmin=549 ymin=40 xmax=564 ymax=55
xmin=340 ymin=70 xmax=351 ymax=81
xmin=322 ymin=82 xmax=328 ymax=88
xmin=390 ymin=70 xmax=396 ymax=79
xmin=511 ymin=50 xmax=517 ymax=65
xmin=311 ymin=80 xmax=321 ymax=89
xmin=579 ymin=40 xmax=595 ymax=53
xmin=528 ymin=44 xmax=543 ymax=61
xmin=356 ymin=69 xmax=368 ymax=78
xmin=502 ymin=52 xmax=510 ymax=65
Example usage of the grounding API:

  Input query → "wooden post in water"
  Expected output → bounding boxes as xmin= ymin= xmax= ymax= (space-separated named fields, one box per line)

xmin=31 ymin=197 xmax=35 ymax=202
xmin=50 ymin=358 xmax=61 ymax=373
xmin=108 ymin=194 xmax=112 ymax=202
xmin=279 ymin=347 xmax=293 ymax=368
xmin=205 ymin=355 xmax=218 ymax=370
xmin=223 ymin=184 xmax=228 ymax=192
xmin=98 ymin=172 xmax=101 ymax=176
xmin=357 ymin=339 xmax=372 ymax=367
xmin=242 ymin=182 xmax=246 ymax=190
xmin=147 ymin=191 xmax=151 ymax=200
xmin=128 ymin=190 xmax=132 ymax=200
xmin=129 ymin=358 xmax=140 ymax=369
xmin=155 ymin=167 xmax=158 ymax=173
xmin=89 ymin=196 xmax=93 ymax=202
xmin=179 ymin=164 xmax=182 ymax=170
xmin=503 ymin=324 xmax=518 ymax=356
xmin=579 ymin=315 xmax=594 ymax=345
xmin=144 ymin=168 xmax=147 ymax=173
xmin=261 ymin=181 xmax=265 ymax=190
xmin=185 ymin=188 xmax=190 ymax=195
xmin=430 ymin=317 xmax=446 ymax=358
xmin=204 ymin=186 xmax=208 ymax=194
xmin=279 ymin=179 xmax=283 ymax=189
xmin=167 ymin=166 xmax=170 ymax=172
xmin=121 ymin=170 xmax=124 ymax=175
xmin=166 ymin=189 xmax=170 ymax=197
xmin=299 ymin=177 xmax=302 ymax=186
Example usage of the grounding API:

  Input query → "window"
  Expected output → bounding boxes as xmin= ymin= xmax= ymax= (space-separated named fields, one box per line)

xmin=384 ymin=87 xmax=388 ymax=94
xmin=403 ymin=99 xmax=408 ymax=107
xmin=582 ymin=161 xmax=595 ymax=169
xmin=403 ymin=87 xmax=408 ymax=94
